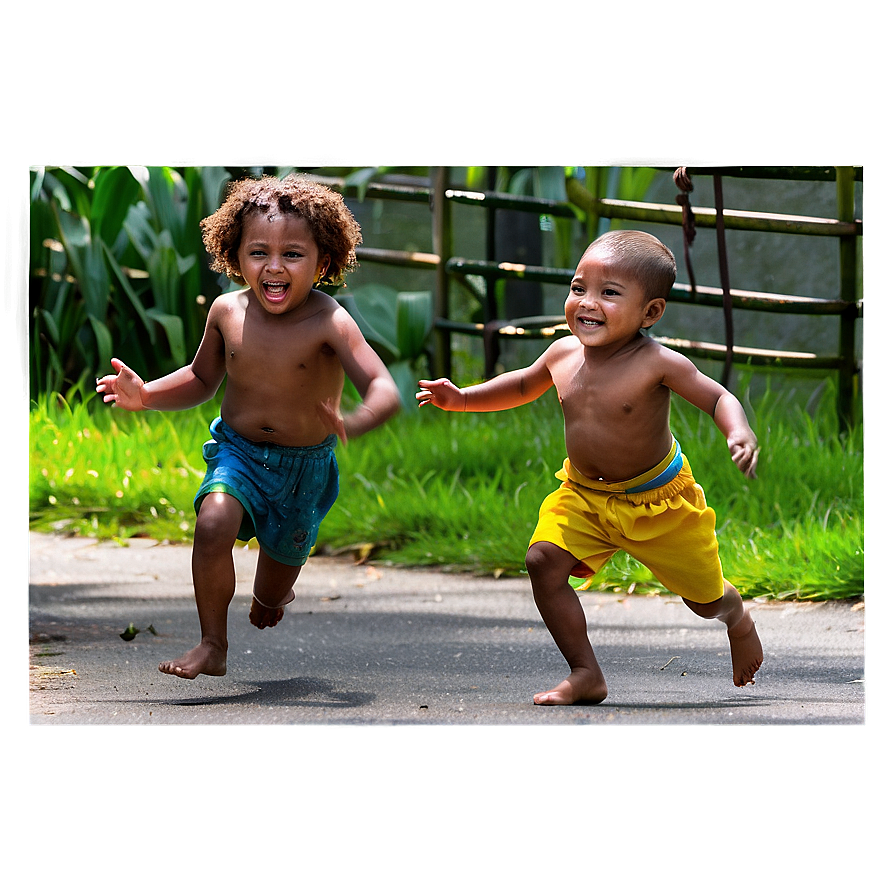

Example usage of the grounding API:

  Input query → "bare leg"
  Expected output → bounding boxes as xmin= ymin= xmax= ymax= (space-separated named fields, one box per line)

xmin=526 ymin=541 xmax=608 ymax=705
xmin=249 ymin=549 xmax=302 ymax=630
xmin=159 ymin=492 xmax=243 ymax=679
xmin=682 ymin=579 xmax=763 ymax=687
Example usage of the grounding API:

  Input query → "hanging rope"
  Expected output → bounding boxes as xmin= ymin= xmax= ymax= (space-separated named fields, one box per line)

xmin=673 ymin=167 xmax=735 ymax=389
xmin=673 ymin=166 xmax=698 ymax=295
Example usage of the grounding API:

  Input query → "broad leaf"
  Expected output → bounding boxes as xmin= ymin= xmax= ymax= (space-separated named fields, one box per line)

xmin=87 ymin=315 xmax=113 ymax=370
xmin=147 ymin=308 xmax=186 ymax=367
xmin=146 ymin=233 xmax=196 ymax=315
xmin=145 ymin=167 xmax=187 ymax=245
xmin=396 ymin=290 xmax=432 ymax=359
xmin=91 ymin=167 xmax=141 ymax=247
xmin=123 ymin=202 xmax=159 ymax=263
xmin=102 ymin=242 xmax=155 ymax=340
xmin=54 ymin=207 xmax=111 ymax=320
xmin=343 ymin=284 xmax=400 ymax=363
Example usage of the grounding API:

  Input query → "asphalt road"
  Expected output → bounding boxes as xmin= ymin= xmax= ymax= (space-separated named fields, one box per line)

xmin=28 ymin=532 xmax=865 ymax=725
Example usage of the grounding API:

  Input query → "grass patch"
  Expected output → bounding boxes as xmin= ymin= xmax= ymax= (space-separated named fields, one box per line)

xmin=29 ymin=381 xmax=863 ymax=601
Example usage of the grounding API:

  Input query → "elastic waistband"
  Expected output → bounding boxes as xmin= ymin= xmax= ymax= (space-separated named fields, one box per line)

xmin=211 ymin=416 xmax=337 ymax=457
xmin=559 ymin=438 xmax=683 ymax=494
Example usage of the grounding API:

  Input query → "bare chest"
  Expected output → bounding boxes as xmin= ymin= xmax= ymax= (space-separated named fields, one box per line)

xmin=220 ymin=305 xmax=338 ymax=380
xmin=553 ymin=353 xmax=667 ymax=423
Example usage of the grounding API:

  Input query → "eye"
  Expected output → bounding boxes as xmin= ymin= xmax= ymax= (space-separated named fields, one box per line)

xmin=570 ymin=284 xmax=585 ymax=295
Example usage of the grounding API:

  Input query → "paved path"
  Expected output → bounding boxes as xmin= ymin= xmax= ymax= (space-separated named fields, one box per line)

xmin=28 ymin=532 xmax=864 ymax=725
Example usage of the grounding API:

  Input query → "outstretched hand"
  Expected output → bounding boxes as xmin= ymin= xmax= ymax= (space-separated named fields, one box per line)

xmin=416 ymin=378 xmax=465 ymax=411
xmin=96 ymin=358 xmax=146 ymax=411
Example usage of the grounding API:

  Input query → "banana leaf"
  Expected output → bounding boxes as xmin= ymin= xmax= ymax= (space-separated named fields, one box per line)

xmin=341 ymin=284 xmax=400 ymax=364
xmin=53 ymin=206 xmax=111 ymax=322
xmin=146 ymin=308 xmax=187 ymax=367
xmin=146 ymin=232 xmax=196 ymax=315
xmin=396 ymin=290 xmax=432 ymax=359
xmin=103 ymin=242 xmax=155 ymax=339
xmin=87 ymin=315 xmax=113 ymax=372
xmin=90 ymin=167 xmax=141 ymax=247
xmin=144 ymin=167 xmax=187 ymax=245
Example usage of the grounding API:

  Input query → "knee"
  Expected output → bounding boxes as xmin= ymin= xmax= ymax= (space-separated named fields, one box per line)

xmin=525 ymin=542 xmax=551 ymax=579
xmin=194 ymin=493 xmax=243 ymax=553
xmin=526 ymin=541 xmax=574 ymax=584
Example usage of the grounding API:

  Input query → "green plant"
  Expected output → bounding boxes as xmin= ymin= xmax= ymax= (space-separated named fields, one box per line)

xmin=340 ymin=283 xmax=433 ymax=407
xmin=29 ymin=165 xmax=232 ymax=397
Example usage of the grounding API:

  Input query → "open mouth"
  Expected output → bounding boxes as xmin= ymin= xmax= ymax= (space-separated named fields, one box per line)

xmin=578 ymin=316 xmax=604 ymax=329
xmin=263 ymin=281 xmax=288 ymax=300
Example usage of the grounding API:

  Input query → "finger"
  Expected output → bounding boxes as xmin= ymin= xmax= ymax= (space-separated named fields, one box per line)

xmin=746 ymin=450 xmax=759 ymax=478
xmin=415 ymin=390 xmax=433 ymax=401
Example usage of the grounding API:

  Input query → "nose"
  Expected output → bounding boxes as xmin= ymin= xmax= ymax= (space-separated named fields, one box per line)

xmin=266 ymin=255 xmax=284 ymax=272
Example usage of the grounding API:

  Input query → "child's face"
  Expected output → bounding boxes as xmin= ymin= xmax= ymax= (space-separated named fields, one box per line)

xmin=564 ymin=246 xmax=664 ymax=348
xmin=237 ymin=211 xmax=330 ymax=315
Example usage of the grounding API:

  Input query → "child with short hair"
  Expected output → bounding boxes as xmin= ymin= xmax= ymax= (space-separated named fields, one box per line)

xmin=97 ymin=174 xmax=400 ymax=679
xmin=417 ymin=230 xmax=762 ymax=705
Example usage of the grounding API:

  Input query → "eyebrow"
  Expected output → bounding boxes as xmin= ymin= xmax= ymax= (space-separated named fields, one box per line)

xmin=244 ymin=239 xmax=310 ymax=250
xmin=571 ymin=276 xmax=627 ymax=289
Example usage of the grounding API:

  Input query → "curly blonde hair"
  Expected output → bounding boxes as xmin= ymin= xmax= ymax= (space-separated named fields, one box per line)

xmin=200 ymin=174 xmax=362 ymax=287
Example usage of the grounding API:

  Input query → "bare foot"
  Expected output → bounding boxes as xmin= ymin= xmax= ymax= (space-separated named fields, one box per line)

xmin=533 ymin=667 xmax=609 ymax=706
xmin=159 ymin=641 xmax=227 ymax=679
xmin=249 ymin=590 xmax=295 ymax=630
xmin=728 ymin=611 xmax=763 ymax=686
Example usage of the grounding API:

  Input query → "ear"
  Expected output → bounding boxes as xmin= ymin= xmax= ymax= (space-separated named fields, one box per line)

xmin=316 ymin=254 xmax=332 ymax=283
xmin=641 ymin=297 xmax=666 ymax=330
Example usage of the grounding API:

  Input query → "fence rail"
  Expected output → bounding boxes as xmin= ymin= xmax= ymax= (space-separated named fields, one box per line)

xmin=310 ymin=166 xmax=862 ymax=428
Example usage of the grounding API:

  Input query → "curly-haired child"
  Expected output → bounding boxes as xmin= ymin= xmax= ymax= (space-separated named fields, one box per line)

xmin=97 ymin=174 xmax=401 ymax=679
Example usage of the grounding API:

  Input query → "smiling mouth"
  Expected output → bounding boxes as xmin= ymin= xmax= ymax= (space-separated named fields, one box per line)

xmin=578 ymin=316 xmax=604 ymax=328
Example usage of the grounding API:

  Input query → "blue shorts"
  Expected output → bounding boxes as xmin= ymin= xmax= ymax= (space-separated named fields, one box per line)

xmin=194 ymin=417 xmax=339 ymax=567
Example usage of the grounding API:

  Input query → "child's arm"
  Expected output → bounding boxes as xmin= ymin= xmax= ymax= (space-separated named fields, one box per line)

xmin=320 ymin=310 xmax=401 ymax=443
xmin=662 ymin=349 xmax=759 ymax=478
xmin=96 ymin=306 xmax=226 ymax=411
xmin=417 ymin=346 xmax=555 ymax=412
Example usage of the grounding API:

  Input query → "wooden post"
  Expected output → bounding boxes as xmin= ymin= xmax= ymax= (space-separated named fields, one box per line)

xmin=431 ymin=166 xmax=452 ymax=379
xmin=836 ymin=166 xmax=858 ymax=430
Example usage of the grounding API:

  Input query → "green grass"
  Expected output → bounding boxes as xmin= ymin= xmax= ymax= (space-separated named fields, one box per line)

xmin=29 ymin=381 xmax=864 ymax=601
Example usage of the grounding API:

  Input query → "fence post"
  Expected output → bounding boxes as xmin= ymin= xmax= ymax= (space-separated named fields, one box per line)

xmin=836 ymin=166 xmax=858 ymax=429
xmin=432 ymin=166 xmax=451 ymax=379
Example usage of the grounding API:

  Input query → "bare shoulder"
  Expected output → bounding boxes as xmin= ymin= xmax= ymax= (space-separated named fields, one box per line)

xmin=208 ymin=288 xmax=249 ymax=319
xmin=544 ymin=334 xmax=583 ymax=364
xmin=649 ymin=338 xmax=700 ymax=377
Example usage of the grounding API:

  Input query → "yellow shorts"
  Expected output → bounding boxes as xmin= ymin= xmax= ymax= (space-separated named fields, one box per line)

xmin=528 ymin=443 xmax=725 ymax=604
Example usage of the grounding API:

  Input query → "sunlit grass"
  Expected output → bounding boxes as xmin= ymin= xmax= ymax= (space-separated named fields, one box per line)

xmin=29 ymin=380 xmax=863 ymax=600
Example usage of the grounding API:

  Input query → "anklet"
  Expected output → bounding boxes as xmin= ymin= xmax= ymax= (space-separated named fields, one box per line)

xmin=252 ymin=591 xmax=296 ymax=610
